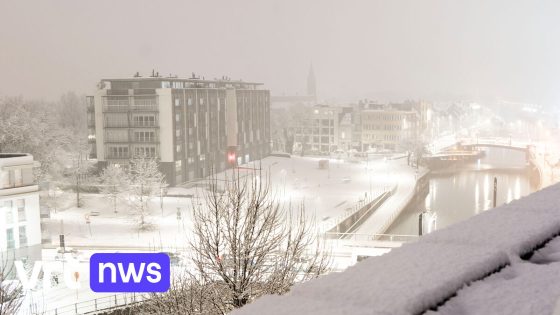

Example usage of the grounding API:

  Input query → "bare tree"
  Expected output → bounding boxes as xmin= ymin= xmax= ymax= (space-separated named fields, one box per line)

xmin=188 ymin=170 xmax=329 ymax=312
xmin=99 ymin=164 xmax=129 ymax=213
xmin=68 ymin=142 xmax=94 ymax=208
xmin=137 ymin=271 xmax=223 ymax=315
xmin=0 ymin=254 xmax=23 ymax=315
xmin=128 ymin=156 xmax=165 ymax=230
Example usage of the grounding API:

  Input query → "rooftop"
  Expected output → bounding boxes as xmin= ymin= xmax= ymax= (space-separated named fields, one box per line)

xmin=234 ymin=183 xmax=560 ymax=315
xmin=0 ymin=153 xmax=29 ymax=159
xmin=101 ymin=75 xmax=263 ymax=86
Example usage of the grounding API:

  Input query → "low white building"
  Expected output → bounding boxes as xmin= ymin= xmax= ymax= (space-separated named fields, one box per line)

xmin=0 ymin=154 xmax=41 ymax=259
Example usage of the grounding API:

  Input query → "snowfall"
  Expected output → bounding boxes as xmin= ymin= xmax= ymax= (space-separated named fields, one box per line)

xmin=233 ymin=183 xmax=560 ymax=315
xmin=22 ymin=155 xmax=419 ymax=314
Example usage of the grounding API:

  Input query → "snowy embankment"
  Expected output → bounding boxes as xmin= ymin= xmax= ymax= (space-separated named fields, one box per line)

xmin=234 ymin=183 xmax=560 ymax=315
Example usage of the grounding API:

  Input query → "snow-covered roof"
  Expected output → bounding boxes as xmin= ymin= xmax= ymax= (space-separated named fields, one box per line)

xmin=233 ymin=183 xmax=560 ymax=315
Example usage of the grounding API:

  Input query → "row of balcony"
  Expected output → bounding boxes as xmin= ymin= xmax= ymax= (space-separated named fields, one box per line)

xmin=104 ymin=121 xmax=159 ymax=128
xmin=103 ymin=104 xmax=159 ymax=112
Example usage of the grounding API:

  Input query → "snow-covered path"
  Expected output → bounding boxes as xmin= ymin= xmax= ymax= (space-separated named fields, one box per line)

xmin=353 ymin=162 xmax=419 ymax=235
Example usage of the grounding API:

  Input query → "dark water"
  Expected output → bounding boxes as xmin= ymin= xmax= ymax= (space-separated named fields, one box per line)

xmin=386 ymin=148 xmax=536 ymax=235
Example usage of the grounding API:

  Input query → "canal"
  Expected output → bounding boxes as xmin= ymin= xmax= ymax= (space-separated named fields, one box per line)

xmin=385 ymin=147 xmax=538 ymax=235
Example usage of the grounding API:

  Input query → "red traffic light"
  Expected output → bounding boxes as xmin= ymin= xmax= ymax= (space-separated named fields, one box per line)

xmin=228 ymin=152 xmax=236 ymax=164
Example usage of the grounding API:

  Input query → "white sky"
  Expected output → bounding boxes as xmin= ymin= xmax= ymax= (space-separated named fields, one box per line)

xmin=0 ymin=0 xmax=559 ymax=106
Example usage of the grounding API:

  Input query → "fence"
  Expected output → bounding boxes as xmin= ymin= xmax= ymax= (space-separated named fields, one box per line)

xmin=27 ymin=293 xmax=144 ymax=315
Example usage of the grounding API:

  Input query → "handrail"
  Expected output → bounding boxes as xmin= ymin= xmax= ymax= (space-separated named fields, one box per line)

xmin=23 ymin=293 xmax=144 ymax=315
xmin=324 ymin=232 xmax=418 ymax=243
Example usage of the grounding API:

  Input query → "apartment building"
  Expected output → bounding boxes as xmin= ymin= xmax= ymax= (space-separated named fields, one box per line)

xmin=359 ymin=102 xmax=421 ymax=151
xmin=292 ymin=105 xmax=342 ymax=155
xmin=88 ymin=75 xmax=270 ymax=186
xmin=0 ymin=154 xmax=41 ymax=260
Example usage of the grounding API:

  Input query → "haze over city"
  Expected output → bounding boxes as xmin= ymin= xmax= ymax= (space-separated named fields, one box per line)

xmin=1 ymin=1 xmax=560 ymax=314
xmin=1 ymin=0 xmax=560 ymax=106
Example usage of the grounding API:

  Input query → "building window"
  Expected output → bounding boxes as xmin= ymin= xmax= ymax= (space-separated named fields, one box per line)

xmin=176 ymin=145 xmax=181 ymax=153
xmin=134 ymin=146 xmax=156 ymax=158
xmin=19 ymin=226 xmax=27 ymax=247
xmin=176 ymin=129 xmax=181 ymax=137
xmin=134 ymin=131 xmax=155 ymax=142
xmin=16 ymin=199 xmax=25 ymax=222
xmin=188 ymin=98 xmax=192 ymax=106
xmin=14 ymin=169 xmax=22 ymax=187
xmin=175 ymin=98 xmax=180 ymax=106
xmin=108 ymin=146 xmax=129 ymax=158
xmin=200 ymin=98 xmax=204 ymax=105
xmin=4 ymin=201 xmax=13 ymax=224
xmin=1 ymin=171 xmax=10 ymax=189
xmin=175 ymin=160 xmax=182 ymax=173
xmin=6 ymin=228 xmax=14 ymax=249
xmin=175 ymin=114 xmax=180 ymax=122
xmin=132 ymin=115 xmax=156 ymax=127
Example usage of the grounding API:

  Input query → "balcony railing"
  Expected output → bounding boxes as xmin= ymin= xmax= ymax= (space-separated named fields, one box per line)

xmin=105 ymin=154 xmax=131 ymax=160
xmin=103 ymin=105 xmax=129 ymax=112
xmin=103 ymin=97 xmax=159 ymax=112
xmin=130 ymin=104 xmax=158 ymax=111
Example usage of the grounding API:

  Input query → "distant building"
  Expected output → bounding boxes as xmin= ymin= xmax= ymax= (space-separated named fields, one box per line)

xmin=291 ymin=100 xmax=431 ymax=155
xmin=292 ymin=105 xmax=343 ymax=155
xmin=0 ymin=154 xmax=41 ymax=260
xmin=358 ymin=101 xmax=423 ymax=151
xmin=87 ymin=75 xmax=271 ymax=186
xmin=338 ymin=112 xmax=355 ymax=152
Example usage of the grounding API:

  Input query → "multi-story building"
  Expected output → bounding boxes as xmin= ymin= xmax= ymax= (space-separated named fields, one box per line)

xmin=292 ymin=105 xmax=342 ymax=155
xmin=0 ymin=154 xmax=41 ymax=260
xmin=358 ymin=102 xmax=422 ymax=151
xmin=88 ymin=75 xmax=270 ymax=186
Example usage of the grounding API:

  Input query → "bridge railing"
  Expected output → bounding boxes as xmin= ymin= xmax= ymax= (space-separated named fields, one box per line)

xmin=324 ymin=232 xmax=418 ymax=243
xmin=23 ymin=293 xmax=144 ymax=315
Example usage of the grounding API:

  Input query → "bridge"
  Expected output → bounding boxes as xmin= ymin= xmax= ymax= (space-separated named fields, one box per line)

xmin=428 ymin=135 xmax=535 ymax=155
xmin=458 ymin=137 xmax=532 ymax=152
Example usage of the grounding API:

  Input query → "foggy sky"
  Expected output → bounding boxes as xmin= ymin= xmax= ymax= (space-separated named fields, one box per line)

xmin=1 ymin=0 xmax=559 ymax=106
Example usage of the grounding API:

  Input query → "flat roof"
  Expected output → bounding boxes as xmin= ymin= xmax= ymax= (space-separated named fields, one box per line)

xmin=0 ymin=153 xmax=29 ymax=159
xmin=101 ymin=77 xmax=263 ymax=86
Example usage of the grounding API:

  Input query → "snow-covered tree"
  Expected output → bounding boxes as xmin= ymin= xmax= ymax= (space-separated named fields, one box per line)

xmin=0 ymin=254 xmax=23 ymax=315
xmin=192 ymin=172 xmax=329 ymax=312
xmin=136 ymin=171 xmax=329 ymax=314
xmin=99 ymin=164 xmax=129 ymax=213
xmin=128 ymin=156 xmax=165 ymax=229
xmin=0 ymin=97 xmax=76 ymax=181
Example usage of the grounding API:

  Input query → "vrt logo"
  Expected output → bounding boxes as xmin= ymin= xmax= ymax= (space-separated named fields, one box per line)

xmin=90 ymin=253 xmax=170 ymax=293
xmin=14 ymin=259 xmax=82 ymax=291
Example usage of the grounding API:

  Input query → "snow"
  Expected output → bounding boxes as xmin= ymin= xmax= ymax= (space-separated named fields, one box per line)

xmin=233 ymin=242 xmax=508 ymax=315
xmin=42 ymin=156 xmax=418 ymax=249
xmin=428 ymin=233 xmax=560 ymax=315
xmin=33 ymin=155 xmax=419 ymax=312
xmin=234 ymin=183 xmax=560 ymax=315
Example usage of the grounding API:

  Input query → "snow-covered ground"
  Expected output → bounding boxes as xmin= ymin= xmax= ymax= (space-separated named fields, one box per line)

xmin=31 ymin=155 xmax=420 ymax=312
xmin=43 ymin=155 xmax=418 ymax=250
xmin=233 ymin=183 xmax=560 ymax=315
